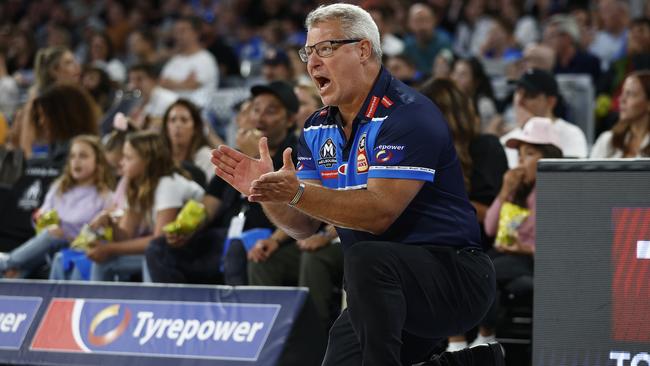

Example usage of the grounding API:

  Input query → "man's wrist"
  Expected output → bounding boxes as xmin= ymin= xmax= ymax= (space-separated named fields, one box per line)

xmin=288 ymin=182 xmax=306 ymax=206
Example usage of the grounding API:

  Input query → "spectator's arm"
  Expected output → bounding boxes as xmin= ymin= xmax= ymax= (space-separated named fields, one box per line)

xmin=203 ymin=195 xmax=221 ymax=223
xmin=484 ymin=197 xmax=503 ymax=237
xmin=103 ymin=207 xmax=178 ymax=256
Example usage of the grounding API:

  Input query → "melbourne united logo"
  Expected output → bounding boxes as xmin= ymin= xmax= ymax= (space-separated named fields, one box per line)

xmin=88 ymin=304 xmax=132 ymax=346
xmin=318 ymin=138 xmax=337 ymax=168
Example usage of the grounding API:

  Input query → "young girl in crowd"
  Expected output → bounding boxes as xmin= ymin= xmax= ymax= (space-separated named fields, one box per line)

xmin=0 ymin=135 xmax=114 ymax=278
xmin=72 ymin=131 xmax=204 ymax=281
xmin=471 ymin=117 xmax=563 ymax=346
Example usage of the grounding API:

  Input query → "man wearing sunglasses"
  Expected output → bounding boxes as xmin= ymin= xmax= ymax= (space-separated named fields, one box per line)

xmin=212 ymin=3 xmax=503 ymax=366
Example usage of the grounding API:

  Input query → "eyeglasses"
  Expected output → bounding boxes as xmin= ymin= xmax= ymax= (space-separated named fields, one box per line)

xmin=298 ymin=39 xmax=362 ymax=63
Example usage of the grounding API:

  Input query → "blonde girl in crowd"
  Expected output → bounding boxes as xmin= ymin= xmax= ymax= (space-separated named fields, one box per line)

xmin=0 ymin=135 xmax=114 ymax=278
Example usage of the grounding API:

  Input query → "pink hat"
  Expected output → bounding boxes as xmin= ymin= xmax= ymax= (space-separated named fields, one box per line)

xmin=505 ymin=117 xmax=563 ymax=151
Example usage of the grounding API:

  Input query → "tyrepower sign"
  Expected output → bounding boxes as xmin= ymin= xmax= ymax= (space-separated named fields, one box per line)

xmin=30 ymin=298 xmax=280 ymax=361
xmin=0 ymin=296 xmax=42 ymax=350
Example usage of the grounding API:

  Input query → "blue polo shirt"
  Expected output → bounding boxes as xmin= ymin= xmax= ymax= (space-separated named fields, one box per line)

xmin=297 ymin=67 xmax=481 ymax=250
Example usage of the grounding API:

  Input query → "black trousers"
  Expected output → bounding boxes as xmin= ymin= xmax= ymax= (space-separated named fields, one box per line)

xmin=322 ymin=241 xmax=496 ymax=366
xmin=145 ymin=228 xmax=225 ymax=284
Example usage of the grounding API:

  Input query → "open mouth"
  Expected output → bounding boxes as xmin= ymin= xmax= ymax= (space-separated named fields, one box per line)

xmin=314 ymin=76 xmax=331 ymax=91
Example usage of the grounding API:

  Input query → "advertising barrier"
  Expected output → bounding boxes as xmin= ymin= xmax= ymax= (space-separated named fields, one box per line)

xmin=0 ymin=281 xmax=308 ymax=366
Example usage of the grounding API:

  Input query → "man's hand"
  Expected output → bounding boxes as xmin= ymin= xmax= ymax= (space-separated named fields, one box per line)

xmin=211 ymin=137 xmax=274 ymax=196
xmin=247 ymin=238 xmax=279 ymax=262
xmin=297 ymin=234 xmax=330 ymax=252
xmin=249 ymin=148 xmax=299 ymax=203
xmin=87 ymin=244 xmax=113 ymax=263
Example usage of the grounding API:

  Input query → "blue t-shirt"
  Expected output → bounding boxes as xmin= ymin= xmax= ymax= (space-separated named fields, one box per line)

xmin=297 ymin=67 xmax=481 ymax=249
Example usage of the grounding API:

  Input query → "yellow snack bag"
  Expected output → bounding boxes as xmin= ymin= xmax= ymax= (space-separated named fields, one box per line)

xmin=70 ymin=224 xmax=113 ymax=251
xmin=163 ymin=200 xmax=207 ymax=235
xmin=35 ymin=210 xmax=59 ymax=234
xmin=495 ymin=202 xmax=530 ymax=247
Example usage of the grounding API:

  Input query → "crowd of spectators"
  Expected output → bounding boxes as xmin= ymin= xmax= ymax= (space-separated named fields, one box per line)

xmin=0 ymin=0 xmax=649 ymax=360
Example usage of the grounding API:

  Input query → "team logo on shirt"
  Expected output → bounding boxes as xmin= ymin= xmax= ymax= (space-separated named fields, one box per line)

xmin=357 ymin=133 xmax=369 ymax=173
xmin=318 ymin=138 xmax=337 ymax=168
xmin=338 ymin=164 xmax=348 ymax=176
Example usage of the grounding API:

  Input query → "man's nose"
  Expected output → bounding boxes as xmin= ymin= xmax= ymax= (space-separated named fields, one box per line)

xmin=307 ymin=52 xmax=324 ymax=69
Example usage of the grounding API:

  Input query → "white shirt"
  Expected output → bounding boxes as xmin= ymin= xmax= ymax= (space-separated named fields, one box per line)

xmin=501 ymin=118 xmax=588 ymax=168
xmin=151 ymin=173 xmax=205 ymax=227
xmin=382 ymin=33 xmax=405 ymax=57
xmin=143 ymin=87 xmax=178 ymax=119
xmin=93 ymin=59 xmax=127 ymax=84
xmin=193 ymin=145 xmax=215 ymax=183
xmin=590 ymin=130 xmax=650 ymax=158
xmin=160 ymin=49 xmax=219 ymax=108
xmin=589 ymin=31 xmax=626 ymax=71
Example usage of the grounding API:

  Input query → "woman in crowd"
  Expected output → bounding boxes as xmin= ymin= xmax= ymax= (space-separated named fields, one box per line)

xmin=28 ymin=84 xmax=98 ymax=166
xmin=591 ymin=71 xmax=650 ymax=158
xmin=421 ymin=78 xmax=507 ymax=231
xmin=451 ymin=57 xmax=499 ymax=131
xmin=0 ymin=135 xmax=114 ymax=278
xmin=11 ymin=47 xmax=83 ymax=157
xmin=88 ymin=32 xmax=126 ymax=84
xmin=161 ymin=99 xmax=214 ymax=184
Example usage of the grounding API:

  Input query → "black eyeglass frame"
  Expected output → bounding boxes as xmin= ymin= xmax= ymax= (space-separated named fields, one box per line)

xmin=298 ymin=39 xmax=363 ymax=63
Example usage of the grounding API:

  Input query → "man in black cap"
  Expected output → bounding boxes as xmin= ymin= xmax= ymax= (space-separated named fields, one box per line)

xmin=500 ymin=68 xmax=588 ymax=167
xmin=242 ymin=80 xmax=301 ymax=281
xmin=145 ymin=81 xmax=300 ymax=285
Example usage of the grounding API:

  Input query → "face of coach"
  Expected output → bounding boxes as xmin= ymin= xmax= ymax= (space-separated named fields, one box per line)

xmin=303 ymin=7 xmax=382 ymax=125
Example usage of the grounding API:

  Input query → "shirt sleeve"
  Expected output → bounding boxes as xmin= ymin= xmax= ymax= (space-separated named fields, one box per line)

xmin=296 ymin=132 xmax=320 ymax=180
xmin=368 ymin=103 xmax=449 ymax=182
xmin=153 ymin=175 xmax=204 ymax=213
xmin=39 ymin=182 xmax=59 ymax=213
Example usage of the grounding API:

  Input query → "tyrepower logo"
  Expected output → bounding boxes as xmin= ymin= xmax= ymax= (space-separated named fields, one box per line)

xmin=30 ymin=298 xmax=280 ymax=361
xmin=0 ymin=296 xmax=42 ymax=349
xmin=612 ymin=208 xmax=650 ymax=342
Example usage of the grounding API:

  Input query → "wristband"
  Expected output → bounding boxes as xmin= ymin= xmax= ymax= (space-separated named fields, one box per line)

xmin=289 ymin=182 xmax=306 ymax=206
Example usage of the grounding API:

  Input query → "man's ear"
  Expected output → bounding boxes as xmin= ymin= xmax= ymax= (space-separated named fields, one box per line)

xmin=359 ymin=39 xmax=373 ymax=63
xmin=547 ymin=95 xmax=557 ymax=110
